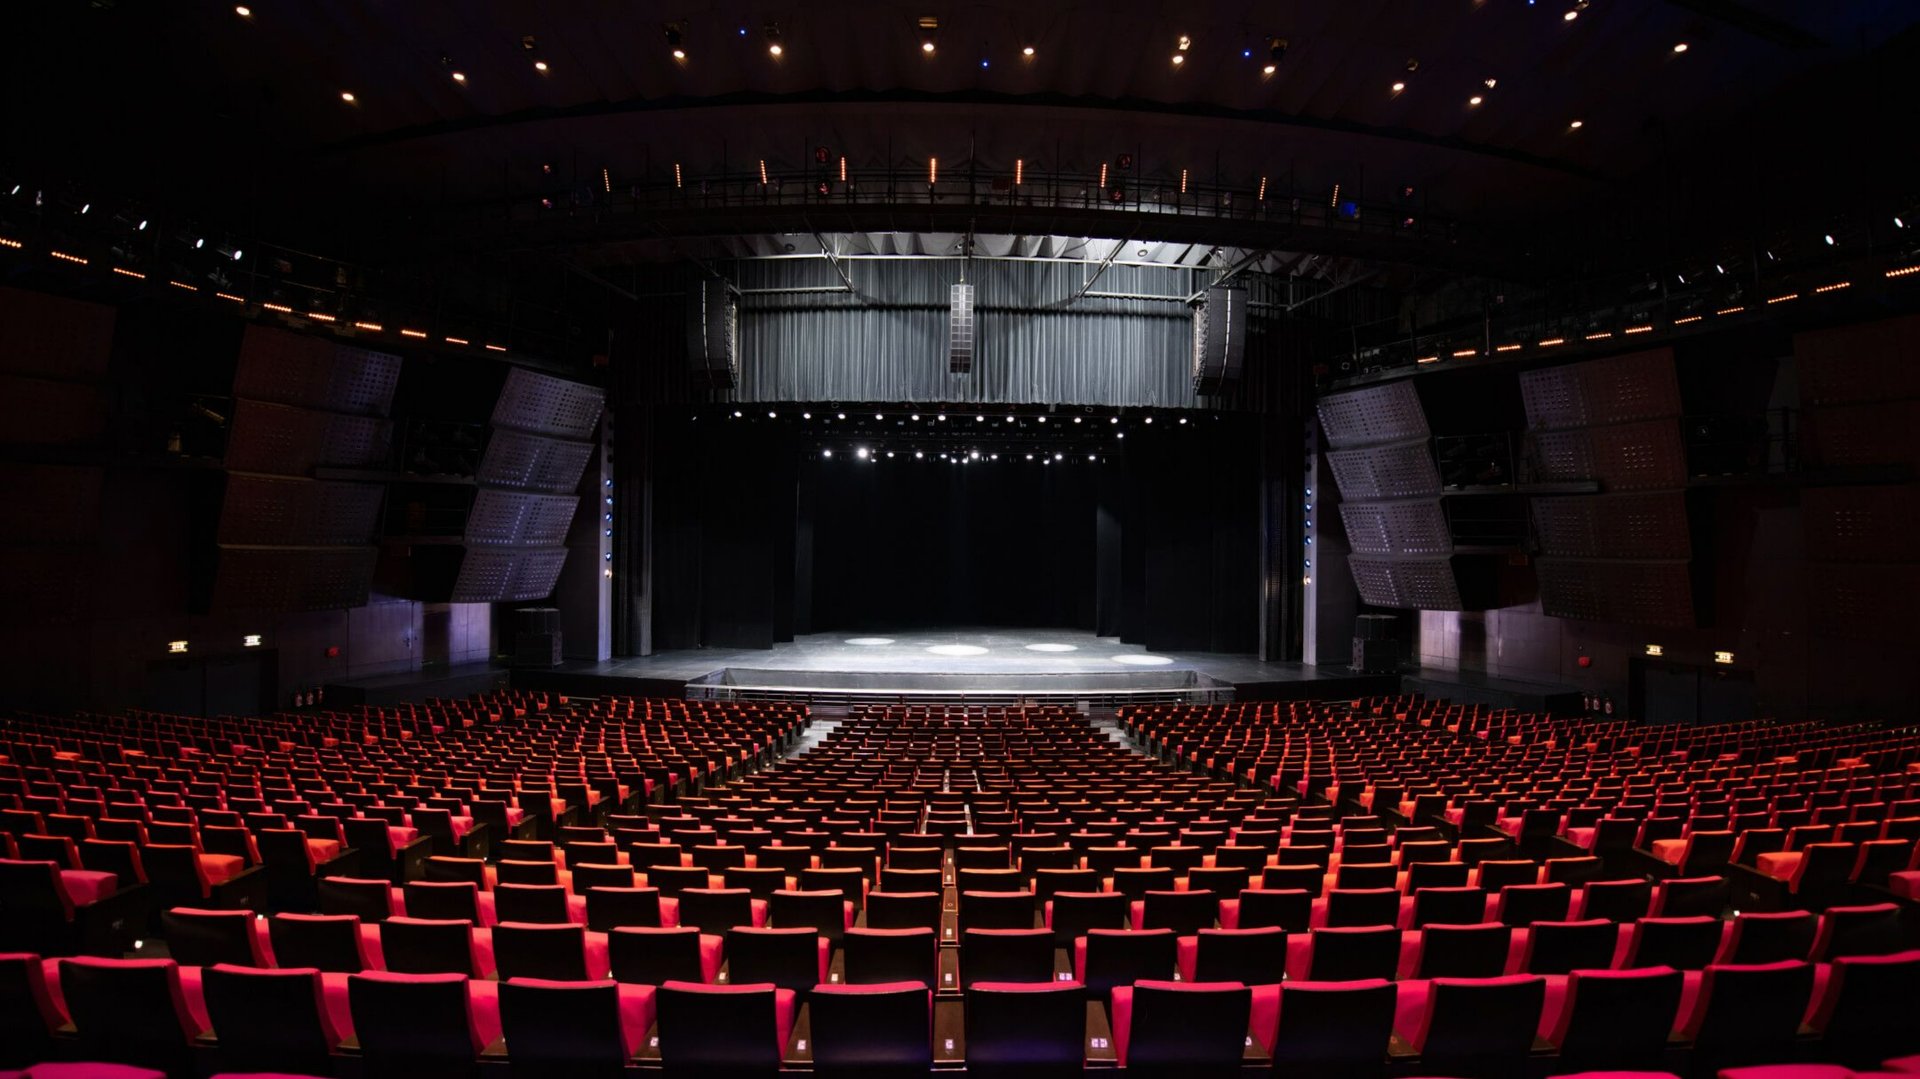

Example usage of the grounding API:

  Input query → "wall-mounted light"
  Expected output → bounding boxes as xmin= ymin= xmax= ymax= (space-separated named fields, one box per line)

xmin=243 ymin=634 xmax=263 ymax=648
xmin=1644 ymin=644 xmax=1664 ymax=657
xmin=1713 ymin=650 xmax=1735 ymax=665
xmin=168 ymin=640 xmax=189 ymax=654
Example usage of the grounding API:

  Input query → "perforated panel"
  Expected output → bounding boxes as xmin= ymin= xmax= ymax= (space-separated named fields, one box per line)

xmin=1808 ymin=563 xmax=1920 ymax=641
xmin=0 ymin=287 xmax=116 ymax=380
xmin=1521 ymin=349 xmax=1680 ymax=431
xmin=209 ymin=546 xmax=378 ymax=612
xmin=0 ymin=464 xmax=102 ymax=543
xmin=0 ymin=376 xmax=108 ymax=447
xmin=226 ymin=401 xmax=392 ymax=474
xmin=217 ymin=475 xmax=384 ymax=546
xmin=465 ymin=490 xmax=580 ymax=547
xmin=1536 ymin=558 xmax=1695 ymax=627
xmin=234 ymin=326 xmax=402 ymax=417
xmin=490 ymin=368 xmax=605 ymax=439
xmin=1800 ymin=401 xmax=1920 ymax=470
xmin=1804 ymin=485 xmax=1920 ymax=563
xmin=1347 ymin=555 xmax=1464 ymax=610
xmin=1794 ymin=316 xmax=1920 ymax=406
xmin=450 ymin=547 xmax=571 ymax=603
xmin=0 ymin=547 xmax=93 ymax=622
xmin=1529 ymin=420 xmax=1686 ymax=490
xmin=1326 ymin=439 xmax=1442 ymax=501
xmin=476 ymin=429 xmax=597 ymax=492
xmin=1340 ymin=499 xmax=1452 ymax=555
xmin=1318 ymin=381 xmax=1430 ymax=449
xmin=1532 ymin=492 xmax=1691 ymax=559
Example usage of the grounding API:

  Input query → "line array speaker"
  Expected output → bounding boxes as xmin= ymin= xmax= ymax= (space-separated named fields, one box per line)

xmin=687 ymin=278 xmax=738 ymax=388
xmin=949 ymin=283 xmax=975 ymax=374
xmin=1192 ymin=285 xmax=1247 ymax=394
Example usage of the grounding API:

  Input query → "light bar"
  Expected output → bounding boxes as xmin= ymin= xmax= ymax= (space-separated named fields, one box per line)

xmin=1415 ymin=355 xmax=1439 ymax=364
xmin=401 ymin=328 xmax=427 ymax=338
xmin=1538 ymin=337 xmax=1565 ymax=347
xmin=1765 ymin=292 xmax=1799 ymax=304
xmin=674 ymin=162 xmax=683 ymax=188
xmin=354 ymin=321 xmax=383 ymax=331
xmin=1451 ymin=348 xmax=1477 ymax=357
xmin=112 ymin=266 xmax=146 ymax=279
xmin=1813 ymin=281 xmax=1851 ymax=293
xmin=1495 ymin=343 xmax=1522 ymax=352
xmin=171 ymin=280 xmax=201 ymax=292
xmin=1886 ymin=265 xmax=1920 ymax=278
xmin=758 ymin=159 xmax=768 ymax=185
xmin=262 ymin=302 xmax=292 ymax=312
xmin=1624 ymin=325 xmax=1653 ymax=334
xmin=1584 ymin=331 xmax=1612 ymax=340
xmin=306 ymin=311 xmax=336 ymax=322
xmin=49 ymin=249 xmax=88 ymax=265
xmin=215 ymin=292 xmax=244 ymax=303
xmin=444 ymin=336 xmax=469 ymax=345
xmin=0 ymin=236 xmax=21 ymax=249
xmin=485 ymin=343 xmax=508 ymax=352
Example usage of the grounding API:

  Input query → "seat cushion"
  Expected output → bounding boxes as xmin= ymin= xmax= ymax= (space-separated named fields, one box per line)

xmin=196 ymin=853 xmax=246 ymax=885
xmin=1755 ymin=851 xmax=1801 ymax=881
xmin=59 ymin=869 xmax=118 ymax=907
xmin=1887 ymin=871 xmax=1920 ymax=900
xmin=1650 ymin=838 xmax=1688 ymax=865
xmin=306 ymin=838 xmax=343 ymax=862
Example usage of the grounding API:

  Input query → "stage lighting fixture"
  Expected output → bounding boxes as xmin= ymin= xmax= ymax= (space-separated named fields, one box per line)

xmin=856 ymin=447 xmax=869 ymax=459
xmin=1329 ymin=182 xmax=1341 ymax=207
xmin=534 ymin=60 xmax=549 ymax=72
xmin=234 ymin=5 xmax=250 ymax=15
xmin=803 ymin=412 xmax=812 ymax=419
xmin=1391 ymin=81 xmax=1406 ymax=93
xmin=1024 ymin=45 xmax=1035 ymax=57
xmin=1038 ymin=416 xmax=1046 ymax=423
xmin=340 ymin=91 xmax=356 ymax=103
xmin=1672 ymin=42 xmax=1688 ymax=53
xmin=1088 ymin=454 xmax=1095 ymax=461
xmin=1179 ymin=417 xmax=1188 ymax=424
xmin=1006 ymin=414 xmax=1014 ymax=421
xmin=1054 ymin=452 xmax=1063 ymax=460
xmin=937 ymin=413 xmax=946 ymax=421
xmin=975 ymin=414 xmax=984 ymax=422
xmin=918 ymin=15 xmax=938 ymax=53
xmin=1074 ymin=417 xmax=1082 ymax=423
xmin=451 ymin=71 xmax=467 ymax=83
xmin=673 ymin=162 xmax=682 ymax=188
xmin=1644 ymin=644 xmax=1663 ymax=656
xmin=1171 ymin=53 xmax=1184 ymax=65
xmin=875 ymin=412 xmax=883 ymax=419
xmin=1180 ymin=168 xmax=1188 ymax=194
xmin=1110 ymin=417 xmax=1118 ymax=424
xmin=916 ymin=451 xmax=924 ymax=458
xmin=168 ymin=640 xmax=189 ymax=654
xmin=243 ymin=634 xmax=262 ymax=648
xmin=765 ymin=23 xmax=783 ymax=55
xmin=1144 ymin=416 xmax=1153 ymax=423
xmin=1117 ymin=432 xmax=1125 ymax=438
xmin=1014 ymin=159 xmax=1024 ymax=185
xmin=758 ymin=160 xmax=768 ymax=185
xmin=1563 ymin=9 xmax=1578 ymax=20
xmin=1469 ymin=95 xmax=1483 ymax=105
xmin=1824 ymin=234 xmax=1835 ymax=245
xmin=823 ymin=449 xmax=832 ymax=457
xmin=768 ymin=411 xmax=776 ymax=418
xmin=666 ymin=23 xmax=686 ymax=58
xmin=733 ymin=410 xmax=743 ymax=417
xmin=887 ymin=451 xmax=895 ymax=457
xmin=911 ymin=414 xmax=920 ymax=420
xmin=1258 ymin=176 xmax=1268 ymax=200
xmin=970 ymin=451 xmax=979 ymax=460
xmin=1897 ymin=217 xmax=1907 ymax=228
xmin=1568 ymin=119 xmax=1582 ymax=129
xmin=929 ymin=158 xmax=938 ymax=184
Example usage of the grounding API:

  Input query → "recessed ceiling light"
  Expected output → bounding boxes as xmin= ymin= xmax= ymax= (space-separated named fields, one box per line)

xmin=1569 ymin=119 xmax=1583 ymax=129
xmin=1262 ymin=63 xmax=1277 ymax=74
xmin=1171 ymin=53 xmax=1185 ymax=64
xmin=672 ymin=48 xmax=686 ymax=60
xmin=922 ymin=41 xmax=935 ymax=53
xmin=1484 ymin=77 xmax=1498 ymax=88
xmin=533 ymin=60 xmax=549 ymax=72
xmin=234 ymin=4 xmax=251 ymax=16
xmin=1022 ymin=46 xmax=1035 ymax=57
xmin=1391 ymin=81 xmax=1406 ymax=92
xmin=1469 ymin=95 xmax=1483 ymax=105
xmin=768 ymin=43 xmax=783 ymax=56
xmin=451 ymin=71 xmax=466 ymax=83
xmin=1672 ymin=42 xmax=1689 ymax=53
xmin=1564 ymin=9 xmax=1579 ymax=20
xmin=340 ymin=91 xmax=356 ymax=103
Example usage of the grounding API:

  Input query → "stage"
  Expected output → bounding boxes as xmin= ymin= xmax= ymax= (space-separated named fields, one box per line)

xmin=327 ymin=628 xmax=1582 ymax=711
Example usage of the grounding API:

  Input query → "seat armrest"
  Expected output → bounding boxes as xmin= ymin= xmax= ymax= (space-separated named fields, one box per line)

xmin=934 ymin=998 xmax=966 ymax=1062
xmin=1085 ymin=1000 xmax=1118 ymax=1065
xmin=784 ymin=1002 xmax=813 ymax=1066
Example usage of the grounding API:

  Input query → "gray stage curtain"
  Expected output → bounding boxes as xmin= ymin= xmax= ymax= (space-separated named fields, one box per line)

xmin=730 ymin=259 xmax=1212 ymax=407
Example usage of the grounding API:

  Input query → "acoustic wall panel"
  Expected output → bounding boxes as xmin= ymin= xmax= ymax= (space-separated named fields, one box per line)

xmin=0 ymin=464 xmax=102 ymax=544
xmin=450 ymin=547 xmax=571 ymax=603
xmin=1521 ymin=349 xmax=1681 ymax=431
xmin=1531 ymin=420 xmax=1687 ymax=490
xmin=233 ymin=325 xmax=402 ymax=417
xmin=1794 ymin=315 xmax=1920 ymax=406
xmin=0 ymin=377 xmax=108 ymax=447
xmin=1326 ymin=440 xmax=1443 ymax=501
xmin=1536 ymin=558 xmax=1695 ymax=627
xmin=1799 ymin=400 xmax=1920 ymax=470
xmin=1532 ymin=491 xmax=1691 ymax=560
xmin=476 ymin=429 xmax=598 ymax=493
xmin=1318 ymin=381 xmax=1430 ymax=450
xmin=0 ymin=548 xmax=94 ymax=623
xmin=1341 ymin=499 xmax=1453 ymax=556
xmin=465 ymin=490 xmax=580 ymax=547
xmin=209 ymin=546 xmax=378 ymax=612
xmin=216 ymin=475 xmax=384 ymax=546
xmin=1348 ymin=556 xmax=1464 ymax=610
xmin=491 ymin=367 xmax=606 ymax=439
xmin=1807 ymin=563 xmax=1920 ymax=641
xmin=1804 ymin=485 xmax=1920 ymax=563
xmin=226 ymin=401 xmax=392 ymax=474
xmin=0 ymin=287 xmax=116 ymax=380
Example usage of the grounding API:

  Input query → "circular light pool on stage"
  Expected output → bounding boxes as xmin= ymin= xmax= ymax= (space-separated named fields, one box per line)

xmin=845 ymin=637 xmax=895 ymax=646
xmin=927 ymin=644 xmax=989 ymax=656
xmin=1113 ymin=654 xmax=1175 ymax=666
xmin=1025 ymin=643 xmax=1078 ymax=652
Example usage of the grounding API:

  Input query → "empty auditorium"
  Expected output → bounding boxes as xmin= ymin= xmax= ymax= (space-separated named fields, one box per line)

xmin=5 ymin=3 xmax=1920 ymax=1078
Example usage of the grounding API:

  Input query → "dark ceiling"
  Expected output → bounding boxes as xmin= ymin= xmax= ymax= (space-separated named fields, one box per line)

xmin=6 ymin=0 xmax=1919 ymax=321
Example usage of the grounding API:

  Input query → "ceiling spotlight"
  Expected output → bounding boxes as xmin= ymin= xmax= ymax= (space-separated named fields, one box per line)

xmin=1171 ymin=53 xmax=1184 ymax=65
xmin=234 ymin=4 xmax=251 ymax=15
xmin=1568 ymin=119 xmax=1583 ymax=129
xmin=1023 ymin=45 xmax=1035 ymax=57
xmin=1110 ymin=416 xmax=1118 ymax=424
xmin=1391 ymin=81 xmax=1406 ymax=93
xmin=1896 ymin=217 xmax=1906 ymax=228
xmin=1564 ymin=9 xmax=1579 ymax=20
xmin=1672 ymin=42 xmax=1688 ymax=53
xmin=450 ymin=71 xmax=466 ymax=83
xmin=764 ymin=22 xmax=783 ymax=56
xmin=534 ymin=60 xmax=549 ymax=72
xmin=802 ymin=412 xmax=811 ymax=419
xmin=340 ymin=91 xmax=357 ymax=103
xmin=1263 ymin=63 xmax=1276 ymax=75
xmin=823 ymin=449 xmax=832 ymax=458
xmin=666 ymin=23 xmax=686 ymax=59
xmin=975 ymin=414 xmax=984 ymax=422
xmin=1177 ymin=34 xmax=1192 ymax=51
xmin=856 ymin=447 xmax=869 ymax=460
xmin=672 ymin=48 xmax=686 ymax=60
xmin=923 ymin=40 xmax=935 ymax=53
xmin=1825 ymin=234 xmax=1835 ymax=245
xmin=1484 ymin=77 xmax=1498 ymax=88
xmin=1469 ymin=95 xmax=1483 ymax=105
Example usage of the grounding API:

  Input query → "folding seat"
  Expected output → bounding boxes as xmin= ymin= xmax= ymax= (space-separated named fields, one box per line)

xmin=268 ymin=913 xmax=365 ymax=973
xmin=655 ymin=980 xmax=796 ymax=1074
xmin=1650 ymin=874 xmax=1730 ymax=917
xmin=1230 ymin=887 xmax=1311 ymax=933
xmin=1473 ymin=859 xmax=1539 ymax=893
xmin=1850 ymin=838 xmax=1912 ymax=888
xmin=1520 ymin=918 xmax=1622 ymax=975
xmin=60 ymin=957 xmax=205 ymax=1074
xmin=1189 ymin=926 xmax=1287 ymax=984
xmin=1109 ymin=866 xmax=1176 ymax=899
xmin=1494 ymin=882 xmax=1571 ymax=927
xmin=495 ymin=858 xmax=559 ymax=886
xmin=319 ymin=876 xmax=395 ymax=922
xmin=347 ymin=970 xmax=486 ymax=1079
xmin=1107 ymin=980 xmax=1250 ymax=1078
xmin=14 ymin=834 xmax=81 ymax=868
xmin=0 ymin=951 xmax=63 ymax=1067
xmin=78 ymin=838 xmax=148 ymax=891
xmin=1414 ymin=922 xmax=1512 ymax=979
xmin=162 ymin=906 xmax=267 ymax=967
xmin=955 ymin=844 xmax=1012 ymax=870
xmin=573 ymin=863 xmax=637 ymax=894
xmin=1411 ymin=885 xmax=1488 ymax=928
xmin=1085 ymin=844 xmax=1143 ymax=875
xmin=879 ymin=866 xmax=943 ymax=893
xmin=495 ymin=882 xmax=572 ymax=925
xmin=1076 ymin=928 xmax=1178 ymax=997
xmin=1148 ymin=844 xmax=1205 ymax=876
xmin=425 ymin=855 xmax=490 ymax=888
xmin=1214 ymin=845 xmax=1273 ymax=873
xmin=1576 ymin=877 xmax=1652 ymax=922
xmin=1031 ymin=867 xmax=1099 ymax=902
xmin=1545 ymin=966 xmax=1684 ymax=1073
xmin=840 ymin=926 xmax=938 ymax=987
xmin=627 ymin=841 xmax=686 ymax=871
xmin=725 ymin=926 xmax=825 ymax=993
xmin=1017 ymin=845 xmax=1080 ymax=874
xmin=1762 ymin=841 xmax=1860 ymax=909
xmin=1324 ymin=886 xmax=1400 ymax=928
xmin=1719 ymin=910 xmax=1816 ymax=964
xmin=1335 ymin=862 xmax=1398 ymax=889
xmin=1261 ymin=863 xmax=1326 ymax=896
xmin=1455 ymin=836 xmax=1511 ymax=866
xmin=610 ymin=925 xmax=719 ymax=985
xmin=886 ymin=845 xmax=944 ymax=871
xmin=1675 ymin=960 xmax=1816 ymax=1071
xmin=141 ymin=843 xmax=256 ymax=911
xmin=1186 ymin=865 xmax=1253 ymax=898
xmin=798 ymin=866 xmax=868 ymax=910
xmin=1049 ymin=890 xmax=1129 ymax=943
xmin=1812 ymin=903 xmax=1907 ymax=960
xmin=766 ymin=888 xmax=851 ymax=947
xmin=677 ymin=887 xmax=758 ymax=934
xmin=863 ymin=890 xmax=942 ymax=932
xmin=964 ymin=981 xmax=1086 ymax=1077
xmin=379 ymin=916 xmax=481 ymax=976
xmin=202 ymin=962 xmax=342 ymax=1076
xmin=958 ymin=889 xmax=1035 ymax=931
xmin=498 ymin=978 xmax=636 ymax=1079
xmin=1307 ymin=925 xmax=1401 ymax=981
xmin=816 ymin=846 xmax=878 ymax=880
xmin=1543 ymin=855 xmax=1607 ymax=886
xmin=1405 ymin=860 xmax=1472 ymax=892
xmin=960 ymin=928 xmax=1056 ymax=987
xmin=958 ymin=867 xmax=1028 ymax=895
xmin=1807 ymin=948 xmax=1920 ymax=1067
xmin=1624 ymin=915 xmax=1723 ymax=970
xmin=1396 ymin=839 xmax=1454 ymax=867
xmin=1265 ymin=978 xmax=1397 ymax=1078
xmin=258 ymin=827 xmax=353 ymax=911
xmin=495 ymin=922 xmax=591 ymax=981
xmin=0 ymin=857 xmax=140 ymax=957
xmin=1139 ymin=889 xmax=1217 ymax=934
xmin=1399 ymin=974 xmax=1546 ymax=1077
xmin=406 ymin=880 xmax=485 ymax=923
xmin=1276 ymin=843 xmax=1333 ymax=870
xmin=805 ymin=982 xmax=932 ymax=1076
xmin=647 ymin=864 xmax=712 ymax=897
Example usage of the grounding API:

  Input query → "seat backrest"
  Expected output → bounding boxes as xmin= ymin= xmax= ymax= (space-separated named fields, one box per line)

xmin=586 ymin=885 xmax=663 ymax=932
xmin=842 ymin=927 xmax=938 ymax=987
xmin=767 ymin=889 xmax=847 ymax=945
xmin=678 ymin=887 xmax=756 ymax=935
xmin=1812 ymin=903 xmax=1906 ymax=961
xmin=269 ymin=913 xmax=365 ymax=973
xmin=0 ymin=951 xmax=62 ymax=1066
xmin=494 ymin=922 xmax=590 ymax=981
xmin=1234 ymin=888 xmax=1313 ymax=933
xmin=1307 ymin=926 xmax=1401 ymax=982
xmin=495 ymin=882 xmax=571 ymax=925
xmin=1413 ymin=974 xmax=1546 ymax=1060
xmin=202 ymin=963 xmax=339 ymax=1075
xmin=1269 ymin=978 xmax=1397 ymax=1073
xmin=809 ymin=982 xmax=932 ymax=1073
xmin=347 ymin=971 xmax=481 ymax=1073
xmin=1720 ymin=910 xmax=1816 ymax=964
xmin=864 ymin=890 xmax=942 ymax=933
xmin=1410 ymin=886 xmax=1485 ymax=929
xmin=965 ymin=981 xmax=1086 ymax=1076
xmin=1415 ymin=923 xmax=1512 ymax=979
xmin=499 ymin=978 xmax=630 ymax=1071
xmin=1809 ymin=949 xmax=1920 ymax=1067
xmin=1139 ymin=889 xmax=1218 ymax=934
xmin=318 ymin=876 xmax=393 ymax=922
xmin=60 ymin=957 xmax=202 ymax=1065
xmin=1117 ymin=980 xmax=1250 ymax=1069
xmin=725 ymin=926 xmax=823 ymax=992
xmin=1080 ymin=928 xmax=1178 ymax=997
xmin=161 ymin=907 xmax=262 ymax=967
xmin=404 ymin=880 xmax=482 ymax=923
xmin=961 ymin=928 xmax=1057 ymax=988
xmin=1521 ymin=919 xmax=1620 ymax=975
xmin=1680 ymin=960 xmax=1816 ymax=1057
xmin=609 ymin=926 xmax=709 ymax=985
xmin=1550 ymin=965 xmax=1683 ymax=1069
xmin=378 ymin=917 xmax=477 ymax=976
xmin=1324 ymin=887 xmax=1399 ymax=929
xmin=655 ymin=981 xmax=786 ymax=1071
xmin=1626 ymin=916 xmax=1723 ymax=970
xmin=1577 ymin=878 xmax=1652 ymax=921
xmin=1192 ymin=927 xmax=1286 ymax=985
